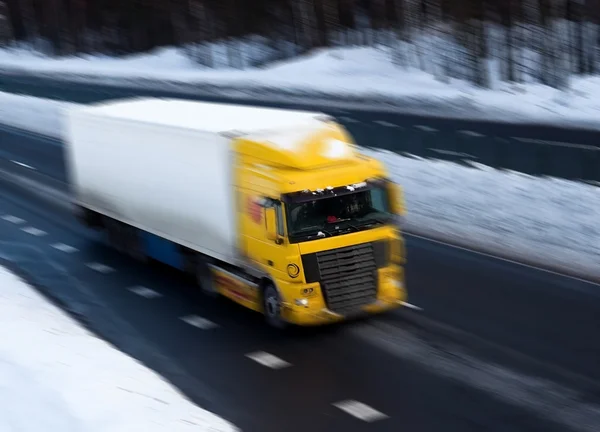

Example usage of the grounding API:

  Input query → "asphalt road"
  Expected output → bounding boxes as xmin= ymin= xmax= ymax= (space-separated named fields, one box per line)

xmin=0 ymin=174 xmax=573 ymax=432
xmin=1 ymin=126 xmax=600 ymax=431
xmin=0 ymin=73 xmax=599 ymax=182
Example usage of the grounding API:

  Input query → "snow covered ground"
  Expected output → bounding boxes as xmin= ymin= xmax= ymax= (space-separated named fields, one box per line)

xmin=0 ymin=91 xmax=75 ymax=136
xmin=0 ymin=265 xmax=238 ymax=432
xmin=0 ymin=90 xmax=598 ymax=280
xmin=2 ymin=46 xmax=600 ymax=129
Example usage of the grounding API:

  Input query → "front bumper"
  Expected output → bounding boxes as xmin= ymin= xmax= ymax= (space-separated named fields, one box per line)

xmin=278 ymin=266 xmax=407 ymax=326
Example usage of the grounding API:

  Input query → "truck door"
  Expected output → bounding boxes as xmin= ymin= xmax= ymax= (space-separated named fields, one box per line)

xmin=261 ymin=199 xmax=288 ymax=275
xmin=240 ymin=193 xmax=289 ymax=279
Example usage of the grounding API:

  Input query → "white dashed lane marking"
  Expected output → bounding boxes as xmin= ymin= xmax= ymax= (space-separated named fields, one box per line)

xmin=11 ymin=160 xmax=37 ymax=170
xmin=414 ymin=124 xmax=438 ymax=132
xmin=333 ymin=400 xmax=388 ymax=422
xmin=1 ymin=215 xmax=25 ymax=224
xmin=128 ymin=286 xmax=162 ymax=299
xmin=51 ymin=243 xmax=78 ymax=253
xmin=86 ymin=262 xmax=115 ymax=273
xmin=374 ymin=120 xmax=400 ymax=127
xmin=180 ymin=315 xmax=218 ymax=330
xmin=246 ymin=351 xmax=291 ymax=369
xmin=458 ymin=129 xmax=485 ymax=137
xmin=21 ymin=226 xmax=47 ymax=236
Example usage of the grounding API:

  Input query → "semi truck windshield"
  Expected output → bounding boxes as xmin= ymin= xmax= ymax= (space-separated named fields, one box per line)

xmin=286 ymin=186 xmax=392 ymax=243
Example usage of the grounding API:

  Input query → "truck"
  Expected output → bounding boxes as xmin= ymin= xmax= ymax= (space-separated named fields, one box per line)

xmin=64 ymin=97 xmax=407 ymax=328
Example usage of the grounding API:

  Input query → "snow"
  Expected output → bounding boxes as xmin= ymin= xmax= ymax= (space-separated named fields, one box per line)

xmin=323 ymin=138 xmax=352 ymax=159
xmin=0 ymin=91 xmax=74 ymax=137
xmin=246 ymin=124 xmax=326 ymax=152
xmin=361 ymin=149 xmax=600 ymax=280
xmin=2 ymin=45 xmax=600 ymax=129
xmin=0 ymin=265 xmax=237 ymax=432
xmin=0 ymin=90 xmax=598 ymax=280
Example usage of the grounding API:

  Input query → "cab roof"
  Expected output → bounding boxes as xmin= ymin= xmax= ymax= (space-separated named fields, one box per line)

xmin=236 ymin=120 xmax=361 ymax=170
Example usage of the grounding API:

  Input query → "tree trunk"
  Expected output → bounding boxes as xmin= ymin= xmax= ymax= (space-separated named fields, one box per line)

xmin=5 ymin=0 xmax=27 ymax=40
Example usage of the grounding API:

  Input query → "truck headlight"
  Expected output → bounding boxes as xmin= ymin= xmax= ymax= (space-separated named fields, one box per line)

xmin=391 ymin=279 xmax=404 ymax=290
xmin=294 ymin=298 xmax=309 ymax=307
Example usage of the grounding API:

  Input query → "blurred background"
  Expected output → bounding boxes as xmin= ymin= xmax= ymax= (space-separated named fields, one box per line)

xmin=1 ymin=0 xmax=599 ymax=88
xmin=0 ymin=2 xmax=599 ymax=432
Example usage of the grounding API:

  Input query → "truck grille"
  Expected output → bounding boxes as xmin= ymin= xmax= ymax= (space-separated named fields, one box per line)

xmin=315 ymin=243 xmax=378 ymax=314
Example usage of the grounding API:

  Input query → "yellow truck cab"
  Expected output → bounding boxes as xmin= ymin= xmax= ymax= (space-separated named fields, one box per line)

xmin=226 ymin=119 xmax=406 ymax=327
xmin=65 ymin=98 xmax=406 ymax=328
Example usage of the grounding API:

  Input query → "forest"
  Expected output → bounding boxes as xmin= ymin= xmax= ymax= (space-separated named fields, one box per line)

xmin=1 ymin=0 xmax=599 ymax=89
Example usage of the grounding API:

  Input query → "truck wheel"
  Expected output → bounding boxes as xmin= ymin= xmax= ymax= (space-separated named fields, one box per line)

xmin=196 ymin=258 xmax=217 ymax=298
xmin=105 ymin=218 xmax=146 ymax=262
xmin=105 ymin=218 xmax=125 ymax=253
xmin=77 ymin=207 xmax=101 ymax=228
xmin=127 ymin=227 xmax=147 ymax=263
xmin=263 ymin=284 xmax=287 ymax=329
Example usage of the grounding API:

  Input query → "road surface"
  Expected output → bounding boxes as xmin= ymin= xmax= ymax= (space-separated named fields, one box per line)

xmin=1 ymin=126 xmax=599 ymax=431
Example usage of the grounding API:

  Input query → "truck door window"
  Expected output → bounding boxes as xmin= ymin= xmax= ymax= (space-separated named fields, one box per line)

xmin=264 ymin=198 xmax=285 ymax=238
xmin=274 ymin=202 xmax=285 ymax=237
xmin=370 ymin=187 xmax=388 ymax=212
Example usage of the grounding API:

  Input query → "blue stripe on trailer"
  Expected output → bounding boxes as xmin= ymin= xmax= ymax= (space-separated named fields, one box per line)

xmin=141 ymin=231 xmax=184 ymax=270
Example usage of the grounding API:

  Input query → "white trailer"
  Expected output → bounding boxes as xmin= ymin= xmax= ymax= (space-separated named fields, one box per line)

xmin=64 ymin=97 xmax=324 ymax=265
xmin=63 ymin=97 xmax=408 ymax=327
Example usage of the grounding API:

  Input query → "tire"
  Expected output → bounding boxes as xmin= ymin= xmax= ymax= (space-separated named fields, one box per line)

xmin=105 ymin=218 xmax=146 ymax=262
xmin=195 ymin=257 xmax=218 ymax=298
xmin=105 ymin=218 xmax=125 ymax=253
xmin=263 ymin=283 xmax=287 ymax=329
xmin=76 ymin=207 xmax=98 ymax=228
xmin=126 ymin=227 xmax=147 ymax=263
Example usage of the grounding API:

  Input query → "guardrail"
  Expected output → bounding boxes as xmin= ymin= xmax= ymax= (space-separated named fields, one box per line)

xmin=348 ymin=123 xmax=600 ymax=183
xmin=0 ymin=73 xmax=598 ymax=184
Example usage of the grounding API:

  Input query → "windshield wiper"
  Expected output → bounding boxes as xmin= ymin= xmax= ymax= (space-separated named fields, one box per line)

xmin=357 ymin=212 xmax=393 ymax=226
xmin=292 ymin=226 xmax=334 ymax=239
xmin=328 ymin=219 xmax=360 ymax=233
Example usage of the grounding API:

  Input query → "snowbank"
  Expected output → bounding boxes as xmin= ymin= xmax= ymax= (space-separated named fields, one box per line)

xmin=0 ymin=265 xmax=237 ymax=432
xmin=0 ymin=90 xmax=598 ymax=280
xmin=364 ymin=150 xmax=600 ymax=280
xmin=2 ymin=46 xmax=600 ymax=129
xmin=0 ymin=91 xmax=73 ymax=137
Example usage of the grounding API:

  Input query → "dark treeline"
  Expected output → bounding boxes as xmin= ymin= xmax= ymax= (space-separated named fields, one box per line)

xmin=1 ymin=0 xmax=599 ymax=88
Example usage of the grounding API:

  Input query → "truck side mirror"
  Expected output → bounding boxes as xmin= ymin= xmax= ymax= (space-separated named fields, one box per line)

xmin=265 ymin=207 xmax=278 ymax=241
xmin=389 ymin=183 xmax=406 ymax=216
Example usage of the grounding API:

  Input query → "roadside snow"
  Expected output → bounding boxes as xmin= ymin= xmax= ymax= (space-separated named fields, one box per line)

xmin=362 ymin=149 xmax=600 ymax=280
xmin=0 ymin=90 xmax=598 ymax=280
xmin=0 ymin=91 xmax=72 ymax=137
xmin=0 ymin=265 xmax=238 ymax=432
xmin=2 ymin=46 xmax=600 ymax=129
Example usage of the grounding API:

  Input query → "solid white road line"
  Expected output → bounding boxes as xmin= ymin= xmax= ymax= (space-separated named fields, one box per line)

xmin=180 ymin=315 xmax=219 ymax=330
xmin=128 ymin=286 xmax=162 ymax=299
xmin=51 ymin=243 xmax=78 ymax=253
xmin=245 ymin=351 xmax=291 ymax=369
xmin=333 ymin=400 xmax=388 ymax=422
xmin=405 ymin=232 xmax=600 ymax=287
xmin=401 ymin=302 xmax=423 ymax=311
xmin=21 ymin=226 xmax=47 ymax=236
